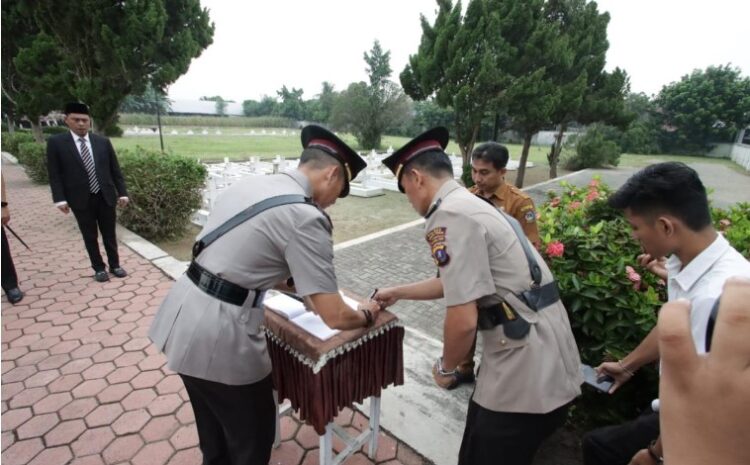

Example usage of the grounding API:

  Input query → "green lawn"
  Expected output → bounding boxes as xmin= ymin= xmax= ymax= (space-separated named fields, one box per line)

xmin=111 ymin=127 xmax=553 ymax=164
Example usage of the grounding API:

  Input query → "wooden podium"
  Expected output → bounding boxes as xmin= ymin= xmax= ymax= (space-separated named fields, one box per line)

xmin=264 ymin=298 xmax=404 ymax=464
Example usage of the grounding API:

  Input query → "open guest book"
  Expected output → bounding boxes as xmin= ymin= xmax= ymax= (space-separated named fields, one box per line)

xmin=263 ymin=291 xmax=359 ymax=341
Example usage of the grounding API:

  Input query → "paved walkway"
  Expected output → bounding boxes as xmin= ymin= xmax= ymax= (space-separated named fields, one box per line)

xmin=4 ymin=156 xmax=746 ymax=465
xmin=0 ymin=161 xmax=429 ymax=465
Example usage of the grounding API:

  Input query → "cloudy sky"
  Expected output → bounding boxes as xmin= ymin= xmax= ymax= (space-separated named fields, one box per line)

xmin=167 ymin=0 xmax=750 ymax=102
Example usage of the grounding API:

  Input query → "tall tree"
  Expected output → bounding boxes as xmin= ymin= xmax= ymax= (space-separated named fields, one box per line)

xmin=275 ymin=85 xmax=306 ymax=120
xmin=656 ymin=65 xmax=750 ymax=154
xmin=332 ymin=40 xmax=412 ymax=149
xmin=32 ymin=0 xmax=214 ymax=135
xmin=1 ymin=2 xmax=71 ymax=141
xmin=544 ymin=0 xmax=617 ymax=178
xmin=401 ymin=0 xmax=505 ymax=165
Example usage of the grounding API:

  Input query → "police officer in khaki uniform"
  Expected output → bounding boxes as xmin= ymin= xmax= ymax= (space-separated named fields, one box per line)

xmin=149 ymin=125 xmax=381 ymax=465
xmin=469 ymin=141 xmax=541 ymax=249
xmin=457 ymin=142 xmax=543 ymax=384
xmin=375 ymin=128 xmax=582 ymax=465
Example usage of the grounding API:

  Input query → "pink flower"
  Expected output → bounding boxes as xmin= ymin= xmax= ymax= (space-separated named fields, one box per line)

xmin=568 ymin=201 xmax=582 ymax=211
xmin=586 ymin=190 xmax=599 ymax=202
xmin=550 ymin=197 xmax=561 ymax=208
xmin=546 ymin=241 xmax=565 ymax=258
xmin=626 ymin=265 xmax=642 ymax=291
xmin=589 ymin=179 xmax=600 ymax=188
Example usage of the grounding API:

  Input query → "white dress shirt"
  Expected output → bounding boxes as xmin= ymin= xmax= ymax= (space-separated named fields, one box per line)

xmin=665 ymin=233 xmax=750 ymax=353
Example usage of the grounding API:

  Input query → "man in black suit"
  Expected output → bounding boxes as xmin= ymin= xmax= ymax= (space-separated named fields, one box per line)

xmin=47 ymin=102 xmax=129 ymax=282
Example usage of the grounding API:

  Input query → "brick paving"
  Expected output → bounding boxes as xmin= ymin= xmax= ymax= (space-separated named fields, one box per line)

xmin=0 ymin=161 xmax=430 ymax=465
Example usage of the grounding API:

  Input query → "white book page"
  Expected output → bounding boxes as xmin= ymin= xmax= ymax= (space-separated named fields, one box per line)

xmin=290 ymin=312 xmax=340 ymax=341
xmin=263 ymin=293 xmax=306 ymax=320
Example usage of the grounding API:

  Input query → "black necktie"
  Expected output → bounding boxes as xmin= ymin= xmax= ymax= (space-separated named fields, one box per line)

xmin=78 ymin=137 xmax=100 ymax=194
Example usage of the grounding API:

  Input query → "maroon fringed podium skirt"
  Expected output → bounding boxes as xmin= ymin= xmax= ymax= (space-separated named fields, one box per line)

xmin=264 ymin=308 xmax=404 ymax=435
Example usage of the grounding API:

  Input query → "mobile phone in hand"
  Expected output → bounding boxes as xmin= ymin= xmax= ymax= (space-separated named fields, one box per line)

xmin=581 ymin=364 xmax=614 ymax=393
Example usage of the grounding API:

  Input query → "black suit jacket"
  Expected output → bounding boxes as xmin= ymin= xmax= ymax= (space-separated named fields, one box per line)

xmin=46 ymin=132 xmax=128 ymax=210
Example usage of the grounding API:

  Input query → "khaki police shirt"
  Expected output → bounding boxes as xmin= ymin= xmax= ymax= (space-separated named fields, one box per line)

xmin=469 ymin=182 xmax=541 ymax=248
xmin=426 ymin=180 xmax=582 ymax=413
xmin=148 ymin=170 xmax=339 ymax=385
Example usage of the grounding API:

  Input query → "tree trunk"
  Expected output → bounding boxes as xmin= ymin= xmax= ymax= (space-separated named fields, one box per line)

xmin=30 ymin=121 xmax=44 ymax=143
xmin=6 ymin=115 xmax=15 ymax=135
xmin=492 ymin=112 xmax=500 ymax=141
xmin=515 ymin=133 xmax=533 ymax=188
xmin=548 ymin=123 xmax=567 ymax=179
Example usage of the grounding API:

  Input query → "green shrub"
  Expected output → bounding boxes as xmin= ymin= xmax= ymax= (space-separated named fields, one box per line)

xmin=42 ymin=126 xmax=70 ymax=136
xmin=538 ymin=178 xmax=663 ymax=426
xmin=713 ymin=202 xmax=750 ymax=259
xmin=118 ymin=147 xmax=207 ymax=241
xmin=16 ymin=142 xmax=48 ymax=184
xmin=1 ymin=131 xmax=35 ymax=155
xmin=563 ymin=124 xmax=622 ymax=170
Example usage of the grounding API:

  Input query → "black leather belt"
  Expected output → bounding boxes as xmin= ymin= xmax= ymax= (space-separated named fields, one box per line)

xmin=187 ymin=261 xmax=263 ymax=307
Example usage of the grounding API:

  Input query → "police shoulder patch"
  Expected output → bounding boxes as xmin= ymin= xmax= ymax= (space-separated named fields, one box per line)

xmin=426 ymin=227 xmax=450 ymax=267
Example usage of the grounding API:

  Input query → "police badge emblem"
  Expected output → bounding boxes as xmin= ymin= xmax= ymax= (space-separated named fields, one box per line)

xmin=426 ymin=227 xmax=450 ymax=267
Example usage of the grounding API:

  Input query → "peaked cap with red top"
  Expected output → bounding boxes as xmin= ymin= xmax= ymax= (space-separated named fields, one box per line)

xmin=382 ymin=127 xmax=450 ymax=193
xmin=301 ymin=125 xmax=367 ymax=198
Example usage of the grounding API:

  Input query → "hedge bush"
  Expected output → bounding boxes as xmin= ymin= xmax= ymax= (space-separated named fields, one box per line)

xmin=563 ymin=124 xmax=622 ymax=170
xmin=17 ymin=142 xmax=49 ymax=184
xmin=1 ymin=131 xmax=35 ymax=155
xmin=118 ymin=147 xmax=206 ymax=241
xmin=538 ymin=178 xmax=663 ymax=426
xmin=42 ymin=126 xmax=70 ymax=136
xmin=712 ymin=202 xmax=750 ymax=259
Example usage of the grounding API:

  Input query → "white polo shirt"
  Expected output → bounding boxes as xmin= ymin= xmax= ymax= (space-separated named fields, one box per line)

xmin=665 ymin=234 xmax=750 ymax=354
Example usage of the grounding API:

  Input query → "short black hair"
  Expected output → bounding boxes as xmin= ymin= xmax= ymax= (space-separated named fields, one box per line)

xmin=608 ymin=162 xmax=711 ymax=231
xmin=299 ymin=147 xmax=343 ymax=170
xmin=472 ymin=142 xmax=509 ymax=170
xmin=404 ymin=149 xmax=454 ymax=180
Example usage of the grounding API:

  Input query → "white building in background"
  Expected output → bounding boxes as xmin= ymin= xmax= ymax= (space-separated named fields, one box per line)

xmin=731 ymin=127 xmax=750 ymax=170
xmin=168 ymin=99 xmax=244 ymax=116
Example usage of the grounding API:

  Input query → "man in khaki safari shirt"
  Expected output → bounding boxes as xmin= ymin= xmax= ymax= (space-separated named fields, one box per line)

xmin=374 ymin=127 xmax=582 ymax=465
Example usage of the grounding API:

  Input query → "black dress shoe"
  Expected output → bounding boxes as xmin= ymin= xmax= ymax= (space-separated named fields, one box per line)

xmin=110 ymin=267 xmax=127 ymax=278
xmin=94 ymin=270 xmax=110 ymax=282
xmin=6 ymin=287 xmax=23 ymax=304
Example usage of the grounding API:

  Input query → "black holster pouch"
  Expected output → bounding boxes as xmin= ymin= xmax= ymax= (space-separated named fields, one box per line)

xmin=477 ymin=301 xmax=531 ymax=340
xmin=520 ymin=281 xmax=561 ymax=311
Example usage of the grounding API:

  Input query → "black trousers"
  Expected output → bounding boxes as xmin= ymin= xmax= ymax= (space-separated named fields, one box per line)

xmin=179 ymin=374 xmax=276 ymax=465
xmin=582 ymin=411 xmax=659 ymax=465
xmin=71 ymin=192 xmax=119 ymax=272
xmin=1 ymin=227 xmax=19 ymax=291
xmin=458 ymin=400 xmax=569 ymax=465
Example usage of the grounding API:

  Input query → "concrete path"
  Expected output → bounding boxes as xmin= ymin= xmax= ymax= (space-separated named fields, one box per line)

xmin=0 ymin=160 xmax=429 ymax=465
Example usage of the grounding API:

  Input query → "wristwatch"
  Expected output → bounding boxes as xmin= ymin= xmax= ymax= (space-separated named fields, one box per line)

xmin=647 ymin=440 xmax=663 ymax=463
xmin=435 ymin=357 xmax=458 ymax=376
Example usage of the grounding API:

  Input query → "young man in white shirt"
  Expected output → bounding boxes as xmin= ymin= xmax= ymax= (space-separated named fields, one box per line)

xmin=582 ymin=162 xmax=750 ymax=465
